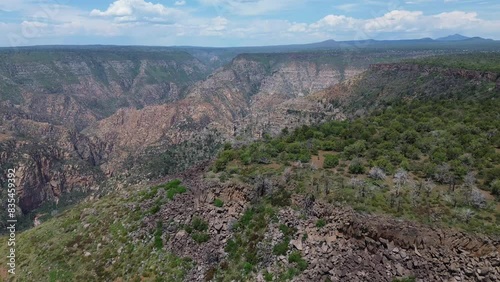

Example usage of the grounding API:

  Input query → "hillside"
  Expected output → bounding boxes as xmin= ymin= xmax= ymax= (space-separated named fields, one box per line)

xmin=0 ymin=48 xmax=209 ymax=129
xmin=1 ymin=49 xmax=499 ymax=229
xmin=231 ymin=55 xmax=500 ymax=140
xmin=1 ymin=52 xmax=499 ymax=281
xmin=1 ymin=165 xmax=498 ymax=281
xmin=86 ymin=49 xmax=448 ymax=177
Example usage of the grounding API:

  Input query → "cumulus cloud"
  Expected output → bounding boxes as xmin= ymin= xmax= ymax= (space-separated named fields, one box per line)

xmin=90 ymin=0 xmax=182 ymax=18
xmin=433 ymin=11 xmax=479 ymax=29
xmin=363 ymin=10 xmax=423 ymax=32
xmin=1 ymin=1 xmax=499 ymax=47
xmin=283 ymin=9 xmax=500 ymax=41
xmin=310 ymin=15 xmax=357 ymax=29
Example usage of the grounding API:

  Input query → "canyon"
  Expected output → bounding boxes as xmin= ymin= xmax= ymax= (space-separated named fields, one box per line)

xmin=1 ymin=47 xmax=500 ymax=218
xmin=0 ymin=44 xmax=499 ymax=281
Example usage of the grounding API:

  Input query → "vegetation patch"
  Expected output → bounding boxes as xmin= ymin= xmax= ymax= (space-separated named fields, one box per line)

xmin=214 ymin=198 xmax=224 ymax=208
xmin=185 ymin=216 xmax=210 ymax=244
xmin=0 ymin=190 xmax=194 ymax=281
xmin=141 ymin=179 xmax=187 ymax=201
xmin=214 ymin=99 xmax=500 ymax=235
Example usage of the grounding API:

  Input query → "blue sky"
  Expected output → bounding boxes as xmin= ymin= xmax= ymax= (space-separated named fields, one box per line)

xmin=0 ymin=0 xmax=499 ymax=47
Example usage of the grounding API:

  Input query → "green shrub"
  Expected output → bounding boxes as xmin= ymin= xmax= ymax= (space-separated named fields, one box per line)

xmin=214 ymin=198 xmax=224 ymax=208
xmin=150 ymin=205 xmax=161 ymax=214
xmin=491 ymin=180 xmax=500 ymax=197
xmin=269 ymin=188 xmax=291 ymax=207
xmin=191 ymin=217 xmax=208 ymax=232
xmin=273 ymin=241 xmax=289 ymax=256
xmin=166 ymin=184 xmax=187 ymax=200
xmin=204 ymin=267 xmax=217 ymax=281
xmin=165 ymin=179 xmax=182 ymax=188
xmin=191 ymin=232 xmax=210 ymax=244
xmin=243 ymin=262 xmax=253 ymax=274
xmin=185 ymin=216 xmax=209 ymax=244
xmin=213 ymin=150 xmax=237 ymax=172
xmin=279 ymin=224 xmax=296 ymax=237
xmin=288 ymin=251 xmax=308 ymax=271
xmin=154 ymin=222 xmax=163 ymax=249
xmin=323 ymin=154 xmax=340 ymax=168
xmin=263 ymin=271 xmax=273 ymax=281
xmin=144 ymin=179 xmax=187 ymax=201
xmin=316 ymin=219 xmax=326 ymax=228
xmin=349 ymin=160 xmax=365 ymax=174
xmin=240 ymin=208 xmax=255 ymax=227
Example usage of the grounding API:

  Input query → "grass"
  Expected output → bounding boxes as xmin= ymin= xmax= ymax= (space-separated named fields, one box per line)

xmin=154 ymin=221 xmax=163 ymax=249
xmin=0 ymin=188 xmax=194 ymax=281
xmin=185 ymin=216 xmax=210 ymax=244
xmin=214 ymin=198 xmax=224 ymax=208
xmin=288 ymin=251 xmax=308 ymax=271
xmin=315 ymin=219 xmax=326 ymax=228
xmin=216 ymin=201 xmax=279 ymax=281
xmin=140 ymin=179 xmax=187 ymax=201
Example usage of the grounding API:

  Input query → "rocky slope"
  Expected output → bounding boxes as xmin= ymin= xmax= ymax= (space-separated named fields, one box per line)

xmin=1 ymin=50 xmax=499 ymax=281
xmin=0 ymin=116 xmax=111 ymax=224
xmin=85 ymin=50 xmax=423 ymax=173
xmin=243 ymin=61 xmax=500 ymax=138
xmin=0 ymin=48 xmax=209 ymax=129
xmin=2 ymin=49 xmax=494 ymax=222
xmin=2 ymin=166 xmax=498 ymax=281
xmin=0 ymin=47 xmax=210 ymax=219
xmin=142 ymin=169 xmax=500 ymax=282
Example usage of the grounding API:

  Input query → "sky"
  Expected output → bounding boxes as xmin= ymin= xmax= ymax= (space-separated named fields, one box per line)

xmin=0 ymin=0 xmax=499 ymax=47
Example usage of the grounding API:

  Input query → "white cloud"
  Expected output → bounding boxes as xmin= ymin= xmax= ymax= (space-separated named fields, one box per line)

xmin=199 ymin=16 xmax=228 ymax=35
xmin=1 ymin=1 xmax=500 ymax=47
xmin=363 ymin=10 xmax=423 ymax=32
xmin=311 ymin=15 xmax=357 ymax=29
xmin=288 ymin=22 xmax=307 ymax=33
xmin=175 ymin=0 xmax=187 ymax=6
xmin=285 ymin=9 xmax=500 ymax=41
xmin=210 ymin=16 xmax=228 ymax=31
xmin=90 ymin=0 xmax=182 ymax=18
xmin=433 ymin=11 xmax=479 ymax=29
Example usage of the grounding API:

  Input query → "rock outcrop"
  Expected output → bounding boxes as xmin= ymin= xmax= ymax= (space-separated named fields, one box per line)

xmin=0 ymin=117 xmax=109 ymax=216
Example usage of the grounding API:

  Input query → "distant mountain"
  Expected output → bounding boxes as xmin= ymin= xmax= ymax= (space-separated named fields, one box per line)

xmin=436 ymin=34 xmax=471 ymax=41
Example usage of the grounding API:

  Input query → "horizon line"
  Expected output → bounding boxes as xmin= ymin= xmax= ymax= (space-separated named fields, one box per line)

xmin=0 ymin=34 xmax=496 ymax=50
